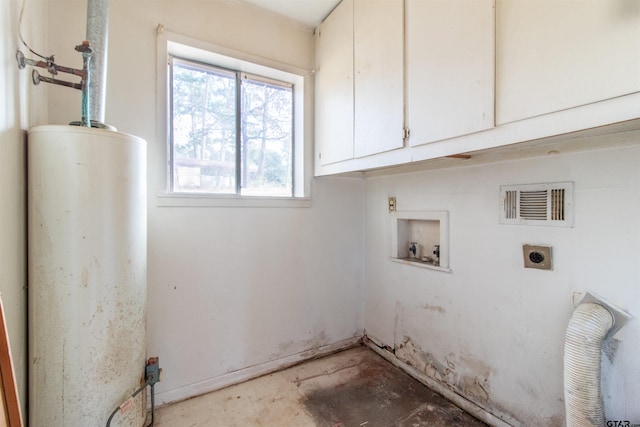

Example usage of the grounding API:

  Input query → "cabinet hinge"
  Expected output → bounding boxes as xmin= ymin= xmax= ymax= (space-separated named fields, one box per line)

xmin=403 ymin=128 xmax=410 ymax=140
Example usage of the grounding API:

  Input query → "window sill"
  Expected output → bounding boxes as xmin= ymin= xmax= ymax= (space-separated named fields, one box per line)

xmin=155 ymin=192 xmax=312 ymax=208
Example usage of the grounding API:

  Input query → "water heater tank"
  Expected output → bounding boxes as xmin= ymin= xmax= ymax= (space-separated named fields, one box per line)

xmin=28 ymin=125 xmax=147 ymax=426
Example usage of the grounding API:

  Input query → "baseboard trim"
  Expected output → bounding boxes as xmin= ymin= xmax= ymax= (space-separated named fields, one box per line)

xmin=364 ymin=339 xmax=515 ymax=427
xmin=154 ymin=336 xmax=363 ymax=406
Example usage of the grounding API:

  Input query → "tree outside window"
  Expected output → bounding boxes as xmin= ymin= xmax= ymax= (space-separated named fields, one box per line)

xmin=170 ymin=57 xmax=293 ymax=197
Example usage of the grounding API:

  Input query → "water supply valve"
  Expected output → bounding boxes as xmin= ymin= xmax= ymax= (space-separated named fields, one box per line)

xmin=409 ymin=242 xmax=420 ymax=259
xmin=16 ymin=41 xmax=93 ymax=127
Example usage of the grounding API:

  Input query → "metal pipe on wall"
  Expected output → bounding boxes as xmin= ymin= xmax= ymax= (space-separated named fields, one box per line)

xmin=86 ymin=0 xmax=109 ymax=126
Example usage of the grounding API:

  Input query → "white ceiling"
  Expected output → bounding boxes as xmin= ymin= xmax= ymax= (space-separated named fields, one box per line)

xmin=240 ymin=0 xmax=341 ymax=28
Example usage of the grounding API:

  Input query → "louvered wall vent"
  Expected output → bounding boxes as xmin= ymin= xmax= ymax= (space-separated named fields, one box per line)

xmin=500 ymin=182 xmax=574 ymax=227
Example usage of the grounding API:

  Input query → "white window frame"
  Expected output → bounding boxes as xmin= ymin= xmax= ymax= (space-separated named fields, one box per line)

xmin=156 ymin=30 xmax=311 ymax=207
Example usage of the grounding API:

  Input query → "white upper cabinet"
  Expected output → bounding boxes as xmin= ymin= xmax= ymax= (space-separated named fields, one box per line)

xmin=496 ymin=0 xmax=640 ymax=125
xmin=353 ymin=0 xmax=405 ymax=157
xmin=315 ymin=0 xmax=404 ymax=168
xmin=315 ymin=0 xmax=354 ymax=166
xmin=406 ymin=0 xmax=495 ymax=146
xmin=314 ymin=0 xmax=640 ymax=176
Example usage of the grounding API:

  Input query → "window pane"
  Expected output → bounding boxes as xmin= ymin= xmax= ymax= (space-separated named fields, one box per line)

xmin=240 ymin=77 xmax=293 ymax=197
xmin=171 ymin=60 xmax=237 ymax=193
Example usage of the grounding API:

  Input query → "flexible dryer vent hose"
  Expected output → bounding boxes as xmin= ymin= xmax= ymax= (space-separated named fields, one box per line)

xmin=564 ymin=302 xmax=614 ymax=426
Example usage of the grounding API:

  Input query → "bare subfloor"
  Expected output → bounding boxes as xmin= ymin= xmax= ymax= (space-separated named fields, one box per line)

xmin=155 ymin=346 xmax=487 ymax=426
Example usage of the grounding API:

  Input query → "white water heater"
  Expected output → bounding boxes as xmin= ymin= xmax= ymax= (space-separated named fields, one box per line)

xmin=28 ymin=125 xmax=147 ymax=426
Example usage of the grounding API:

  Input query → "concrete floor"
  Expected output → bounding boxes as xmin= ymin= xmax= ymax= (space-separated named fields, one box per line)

xmin=155 ymin=346 xmax=487 ymax=426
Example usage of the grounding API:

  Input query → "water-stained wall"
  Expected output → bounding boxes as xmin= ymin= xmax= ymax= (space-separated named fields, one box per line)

xmin=364 ymin=136 xmax=640 ymax=425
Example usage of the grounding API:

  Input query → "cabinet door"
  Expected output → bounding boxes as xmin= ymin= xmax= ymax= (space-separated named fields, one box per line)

xmin=497 ymin=0 xmax=640 ymax=125
xmin=353 ymin=0 xmax=404 ymax=158
xmin=406 ymin=0 xmax=495 ymax=146
xmin=315 ymin=0 xmax=354 ymax=165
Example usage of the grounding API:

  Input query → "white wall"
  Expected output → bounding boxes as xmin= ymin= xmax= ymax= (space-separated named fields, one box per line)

xmin=364 ymin=134 xmax=640 ymax=426
xmin=37 ymin=1 xmax=639 ymax=423
xmin=1 ymin=0 xmax=48 ymax=417
xmin=47 ymin=0 xmax=364 ymax=405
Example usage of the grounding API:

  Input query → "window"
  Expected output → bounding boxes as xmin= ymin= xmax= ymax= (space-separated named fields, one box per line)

xmin=159 ymin=35 xmax=309 ymax=204
xmin=171 ymin=57 xmax=294 ymax=196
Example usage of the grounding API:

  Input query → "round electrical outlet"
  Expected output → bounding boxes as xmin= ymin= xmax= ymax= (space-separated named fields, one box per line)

xmin=523 ymin=244 xmax=552 ymax=270
xmin=529 ymin=251 xmax=545 ymax=264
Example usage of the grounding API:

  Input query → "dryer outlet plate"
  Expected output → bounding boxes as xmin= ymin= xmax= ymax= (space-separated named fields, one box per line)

xmin=523 ymin=245 xmax=552 ymax=270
